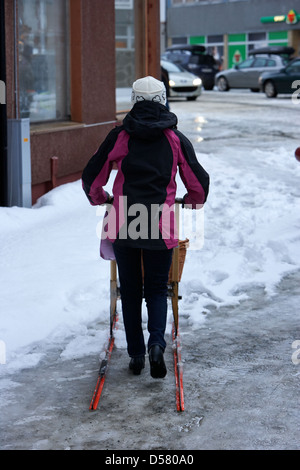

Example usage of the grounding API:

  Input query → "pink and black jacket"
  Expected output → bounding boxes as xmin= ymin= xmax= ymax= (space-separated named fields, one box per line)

xmin=82 ymin=101 xmax=209 ymax=250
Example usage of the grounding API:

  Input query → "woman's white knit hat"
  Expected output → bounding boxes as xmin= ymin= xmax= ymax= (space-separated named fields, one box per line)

xmin=131 ymin=76 xmax=167 ymax=106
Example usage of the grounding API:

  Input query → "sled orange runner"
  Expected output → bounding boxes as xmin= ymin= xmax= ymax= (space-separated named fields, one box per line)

xmin=172 ymin=323 xmax=185 ymax=412
xmin=89 ymin=199 xmax=186 ymax=412
xmin=89 ymin=313 xmax=118 ymax=411
xmin=89 ymin=336 xmax=114 ymax=411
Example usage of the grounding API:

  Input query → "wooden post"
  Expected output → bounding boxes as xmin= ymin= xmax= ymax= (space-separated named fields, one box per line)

xmin=134 ymin=0 xmax=161 ymax=80
xmin=50 ymin=156 xmax=59 ymax=189
xmin=110 ymin=260 xmax=118 ymax=336
xmin=172 ymin=202 xmax=180 ymax=335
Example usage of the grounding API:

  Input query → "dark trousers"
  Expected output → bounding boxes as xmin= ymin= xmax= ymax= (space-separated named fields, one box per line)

xmin=113 ymin=244 xmax=173 ymax=358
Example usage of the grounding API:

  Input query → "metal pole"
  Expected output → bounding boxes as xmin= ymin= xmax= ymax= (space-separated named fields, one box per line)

xmin=0 ymin=0 xmax=8 ymax=206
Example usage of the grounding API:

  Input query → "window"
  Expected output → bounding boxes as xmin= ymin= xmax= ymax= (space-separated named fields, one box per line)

xmin=115 ymin=0 xmax=133 ymax=8
xmin=238 ymin=58 xmax=254 ymax=69
xmin=172 ymin=37 xmax=188 ymax=45
xmin=116 ymin=24 xmax=134 ymax=50
xmin=207 ymin=35 xmax=223 ymax=44
xmin=253 ymin=58 xmax=267 ymax=67
xmin=18 ymin=0 xmax=70 ymax=123
xmin=248 ymin=32 xmax=266 ymax=42
xmin=287 ymin=60 xmax=300 ymax=74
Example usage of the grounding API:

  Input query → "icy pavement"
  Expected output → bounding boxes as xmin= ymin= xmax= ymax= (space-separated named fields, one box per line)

xmin=1 ymin=272 xmax=300 ymax=450
xmin=1 ymin=90 xmax=300 ymax=450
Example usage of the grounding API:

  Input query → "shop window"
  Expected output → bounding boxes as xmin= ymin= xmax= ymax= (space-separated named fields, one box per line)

xmin=115 ymin=0 xmax=133 ymax=8
xmin=115 ymin=3 xmax=135 ymax=88
xmin=116 ymin=24 xmax=135 ymax=50
xmin=172 ymin=37 xmax=188 ymax=45
xmin=248 ymin=32 xmax=266 ymax=42
xmin=18 ymin=0 xmax=70 ymax=123
xmin=207 ymin=35 xmax=223 ymax=44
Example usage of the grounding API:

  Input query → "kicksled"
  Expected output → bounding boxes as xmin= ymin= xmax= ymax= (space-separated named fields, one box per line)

xmin=89 ymin=198 xmax=188 ymax=412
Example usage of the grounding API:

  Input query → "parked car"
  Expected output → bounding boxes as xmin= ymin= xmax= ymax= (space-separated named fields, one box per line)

xmin=162 ymin=45 xmax=218 ymax=90
xmin=259 ymin=56 xmax=300 ymax=98
xmin=161 ymin=59 xmax=202 ymax=101
xmin=215 ymin=47 xmax=293 ymax=92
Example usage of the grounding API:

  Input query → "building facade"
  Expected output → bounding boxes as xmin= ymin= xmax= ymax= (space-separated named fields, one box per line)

xmin=0 ymin=0 xmax=161 ymax=206
xmin=166 ymin=0 xmax=300 ymax=69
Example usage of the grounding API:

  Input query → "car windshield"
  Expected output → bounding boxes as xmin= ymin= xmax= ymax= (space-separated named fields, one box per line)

xmin=164 ymin=48 xmax=216 ymax=67
xmin=286 ymin=60 xmax=300 ymax=73
xmin=189 ymin=54 xmax=215 ymax=66
xmin=161 ymin=60 xmax=185 ymax=73
xmin=163 ymin=51 xmax=190 ymax=65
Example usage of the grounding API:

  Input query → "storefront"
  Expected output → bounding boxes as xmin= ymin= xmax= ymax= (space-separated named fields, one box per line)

xmin=2 ymin=0 xmax=116 ymax=205
xmin=167 ymin=0 xmax=300 ymax=69
xmin=227 ymin=30 xmax=290 ymax=68
xmin=1 ymin=0 xmax=161 ymax=206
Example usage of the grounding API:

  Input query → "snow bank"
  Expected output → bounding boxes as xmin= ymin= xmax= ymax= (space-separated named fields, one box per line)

xmin=179 ymin=145 xmax=300 ymax=327
xmin=0 ymin=144 xmax=300 ymax=374
xmin=0 ymin=180 xmax=110 ymax=373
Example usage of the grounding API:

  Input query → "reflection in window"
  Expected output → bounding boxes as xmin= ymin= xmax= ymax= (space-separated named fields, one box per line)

xmin=18 ymin=0 xmax=70 ymax=122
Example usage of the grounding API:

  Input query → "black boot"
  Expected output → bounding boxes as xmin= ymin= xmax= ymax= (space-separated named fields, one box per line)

xmin=149 ymin=345 xmax=167 ymax=378
xmin=129 ymin=356 xmax=145 ymax=375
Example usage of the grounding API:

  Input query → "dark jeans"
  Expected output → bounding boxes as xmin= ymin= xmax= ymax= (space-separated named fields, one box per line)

xmin=113 ymin=244 xmax=173 ymax=358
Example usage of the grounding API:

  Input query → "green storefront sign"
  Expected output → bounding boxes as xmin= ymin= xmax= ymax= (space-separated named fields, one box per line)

xmin=261 ymin=9 xmax=300 ymax=24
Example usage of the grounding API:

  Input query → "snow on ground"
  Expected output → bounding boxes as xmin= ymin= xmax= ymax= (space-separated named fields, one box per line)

xmin=0 ymin=181 xmax=113 ymax=372
xmin=1 ymin=99 xmax=300 ymax=379
xmin=180 ymin=145 xmax=300 ymax=327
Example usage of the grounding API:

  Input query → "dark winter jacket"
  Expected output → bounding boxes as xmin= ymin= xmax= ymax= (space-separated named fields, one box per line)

xmin=82 ymin=101 xmax=209 ymax=250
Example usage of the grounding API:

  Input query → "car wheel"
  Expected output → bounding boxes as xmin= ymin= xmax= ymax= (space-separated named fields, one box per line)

xmin=217 ymin=76 xmax=229 ymax=92
xmin=264 ymin=80 xmax=277 ymax=98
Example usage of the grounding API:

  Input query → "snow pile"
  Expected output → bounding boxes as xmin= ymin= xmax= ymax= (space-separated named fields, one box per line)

xmin=179 ymin=145 xmax=300 ymax=327
xmin=0 ymin=145 xmax=300 ymax=374
xmin=0 ymin=181 xmax=111 ymax=372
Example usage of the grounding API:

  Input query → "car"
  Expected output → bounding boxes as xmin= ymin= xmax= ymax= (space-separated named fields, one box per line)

xmin=215 ymin=48 xmax=292 ymax=92
xmin=259 ymin=57 xmax=300 ymax=98
xmin=161 ymin=59 xmax=202 ymax=101
xmin=162 ymin=45 xmax=218 ymax=90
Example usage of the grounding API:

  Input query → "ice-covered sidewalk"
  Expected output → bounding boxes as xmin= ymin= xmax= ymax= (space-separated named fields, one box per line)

xmin=1 ymin=91 xmax=300 ymax=450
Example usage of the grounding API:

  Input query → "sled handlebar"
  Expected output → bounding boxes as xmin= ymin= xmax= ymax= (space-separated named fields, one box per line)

xmin=175 ymin=197 xmax=184 ymax=205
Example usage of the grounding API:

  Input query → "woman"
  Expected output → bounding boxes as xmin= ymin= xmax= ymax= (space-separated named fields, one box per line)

xmin=82 ymin=76 xmax=209 ymax=378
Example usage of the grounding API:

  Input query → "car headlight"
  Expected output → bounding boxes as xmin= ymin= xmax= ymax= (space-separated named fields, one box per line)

xmin=169 ymin=79 xmax=176 ymax=87
xmin=193 ymin=78 xmax=202 ymax=86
